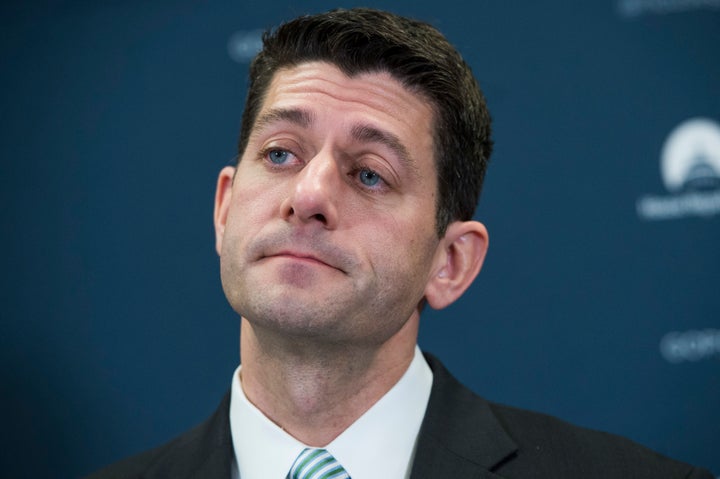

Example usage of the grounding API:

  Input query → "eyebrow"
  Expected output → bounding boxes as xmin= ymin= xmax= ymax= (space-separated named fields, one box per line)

xmin=350 ymin=124 xmax=416 ymax=173
xmin=253 ymin=107 xmax=315 ymax=133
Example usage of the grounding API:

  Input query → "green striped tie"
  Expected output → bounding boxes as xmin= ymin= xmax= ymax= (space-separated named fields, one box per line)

xmin=286 ymin=448 xmax=351 ymax=479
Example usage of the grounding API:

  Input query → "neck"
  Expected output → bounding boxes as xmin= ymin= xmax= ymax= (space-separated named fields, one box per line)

xmin=238 ymin=316 xmax=419 ymax=446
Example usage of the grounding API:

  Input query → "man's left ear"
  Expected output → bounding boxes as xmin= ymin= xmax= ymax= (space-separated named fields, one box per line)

xmin=424 ymin=220 xmax=489 ymax=310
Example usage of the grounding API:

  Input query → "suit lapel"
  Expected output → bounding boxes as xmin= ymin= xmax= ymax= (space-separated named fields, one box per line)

xmin=410 ymin=354 xmax=518 ymax=479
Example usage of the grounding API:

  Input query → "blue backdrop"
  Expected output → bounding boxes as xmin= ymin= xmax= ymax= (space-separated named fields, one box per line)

xmin=2 ymin=1 xmax=718 ymax=477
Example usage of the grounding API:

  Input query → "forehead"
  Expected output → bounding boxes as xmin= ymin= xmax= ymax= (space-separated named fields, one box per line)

xmin=253 ymin=61 xmax=436 ymax=153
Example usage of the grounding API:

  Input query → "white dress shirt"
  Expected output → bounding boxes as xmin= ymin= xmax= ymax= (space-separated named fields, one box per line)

xmin=229 ymin=346 xmax=433 ymax=479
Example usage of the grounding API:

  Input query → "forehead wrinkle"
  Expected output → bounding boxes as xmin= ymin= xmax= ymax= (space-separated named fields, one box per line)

xmin=351 ymin=123 xmax=419 ymax=175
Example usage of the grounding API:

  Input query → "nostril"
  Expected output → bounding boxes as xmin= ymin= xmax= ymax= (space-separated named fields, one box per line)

xmin=284 ymin=204 xmax=327 ymax=224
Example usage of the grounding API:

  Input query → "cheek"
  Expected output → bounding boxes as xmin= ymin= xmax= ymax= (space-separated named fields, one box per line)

xmin=221 ymin=191 xmax=266 ymax=262
xmin=371 ymin=219 xmax=438 ymax=281
xmin=228 ymin=177 xmax=279 ymax=224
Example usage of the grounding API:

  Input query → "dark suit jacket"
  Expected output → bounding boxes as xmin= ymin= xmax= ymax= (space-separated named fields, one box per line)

xmin=85 ymin=353 xmax=714 ymax=478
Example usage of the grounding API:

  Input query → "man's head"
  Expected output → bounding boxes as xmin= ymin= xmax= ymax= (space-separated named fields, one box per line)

xmin=214 ymin=8 xmax=490 ymax=350
xmin=238 ymin=8 xmax=492 ymax=236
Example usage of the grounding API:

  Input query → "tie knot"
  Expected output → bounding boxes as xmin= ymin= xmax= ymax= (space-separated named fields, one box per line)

xmin=287 ymin=448 xmax=351 ymax=479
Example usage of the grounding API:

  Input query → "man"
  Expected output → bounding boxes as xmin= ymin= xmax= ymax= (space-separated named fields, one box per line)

xmin=87 ymin=8 xmax=714 ymax=479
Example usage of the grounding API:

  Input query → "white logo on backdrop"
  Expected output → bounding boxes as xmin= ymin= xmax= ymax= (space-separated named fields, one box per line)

xmin=227 ymin=29 xmax=264 ymax=63
xmin=636 ymin=118 xmax=720 ymax=220
xmin=618 ymin=0 xmax=720 ymax=18
xmin=660 ymin=329 xmax=720 ymax=363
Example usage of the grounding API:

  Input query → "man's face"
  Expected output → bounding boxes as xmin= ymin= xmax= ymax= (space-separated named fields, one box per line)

xmin=214 ymin=61 xmax=446 ymax=346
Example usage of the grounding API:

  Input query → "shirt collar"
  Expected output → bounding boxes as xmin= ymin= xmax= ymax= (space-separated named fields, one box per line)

xmin=229 ymin=346 xmax=433 ymax=479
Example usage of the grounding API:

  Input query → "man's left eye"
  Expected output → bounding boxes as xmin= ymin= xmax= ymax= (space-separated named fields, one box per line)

xmin=267 ymin=149 xmax=290 ymax=164
xmin=358 ymin=169 xmax=381 ymax=187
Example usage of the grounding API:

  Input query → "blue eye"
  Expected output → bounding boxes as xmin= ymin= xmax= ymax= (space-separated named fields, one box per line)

xmin=268 ymin=149 xmax=289 ymax=164
xmin=358 ymin=169 xmax=381 ymax=187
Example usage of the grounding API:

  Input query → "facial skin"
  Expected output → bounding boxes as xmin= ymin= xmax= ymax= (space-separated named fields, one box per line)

xmin=214 ymin=61 xmax=488 ymax=353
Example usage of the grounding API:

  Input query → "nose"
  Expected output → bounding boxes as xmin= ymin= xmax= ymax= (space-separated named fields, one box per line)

xmin=280 ymin=150 xmax=339 ymax=229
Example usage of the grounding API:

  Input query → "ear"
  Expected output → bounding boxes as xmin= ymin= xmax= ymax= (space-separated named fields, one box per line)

xmin=424 ymin=220 xmax=489 ymax=310
xmin=213 ymin=166 xmax=236 ymax=256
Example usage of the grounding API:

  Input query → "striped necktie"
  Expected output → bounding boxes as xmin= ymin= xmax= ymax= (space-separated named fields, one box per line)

xmin=286 ymin=448 xmax=351 ymax=479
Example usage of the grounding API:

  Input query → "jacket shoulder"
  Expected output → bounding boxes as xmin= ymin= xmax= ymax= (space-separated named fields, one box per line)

xmin=83 ymin=392 xmax=233 ymax=479
xmin=420 ymin=352 xmax=713 ymax=478
xmin=488 ymin=401 xmax=714 ymax=478
xmin=84 ymin=441 xmax=174 ymax=479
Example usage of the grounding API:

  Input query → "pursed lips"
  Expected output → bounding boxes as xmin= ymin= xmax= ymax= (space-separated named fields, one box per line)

xmin=252 ymin=233 xmax=354 ymax=274
xmin=267 ymin=250 xmax=340 ymax=271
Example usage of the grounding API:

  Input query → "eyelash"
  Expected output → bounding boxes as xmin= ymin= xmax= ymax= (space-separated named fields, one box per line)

xmin=259 ymin=147 xmax=390 ymax=192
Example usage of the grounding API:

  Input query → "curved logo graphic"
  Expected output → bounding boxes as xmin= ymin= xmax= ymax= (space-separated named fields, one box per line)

xmin=661 ymin=118 xmax=720 ymax=193
xmin=637 ymin=117 xmax=720 ymax=220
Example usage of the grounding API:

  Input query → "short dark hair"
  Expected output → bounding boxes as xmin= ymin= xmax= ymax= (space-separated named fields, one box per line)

xmin=238 ymin=8 xmax=492 ymax=236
